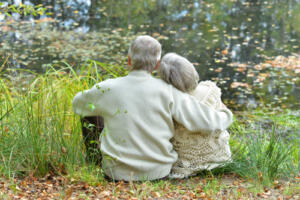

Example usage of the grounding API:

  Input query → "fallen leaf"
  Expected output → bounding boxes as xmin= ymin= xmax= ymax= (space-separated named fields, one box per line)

xmin=65 ymin=187 xmax=73 ymax=199
xmin=152 ymin=191 xmax=161 ymax=197
xmin=222 ymin=49 xmax=228 ymax=55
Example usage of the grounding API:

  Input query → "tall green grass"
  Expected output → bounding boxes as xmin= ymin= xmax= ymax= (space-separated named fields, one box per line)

xmin=0 ymin=61 xmax=298 ymax=187
xmin=0 ymin=61 xmax=127 ymax=178
xmin=227 ymin=116 xmax=299 ymax=185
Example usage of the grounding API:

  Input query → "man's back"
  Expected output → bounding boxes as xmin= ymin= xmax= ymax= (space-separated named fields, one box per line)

xmin=97 ymin=70 xmax=178 ymax=181
xmin=74 ymin=70 xmax=179 ymax=180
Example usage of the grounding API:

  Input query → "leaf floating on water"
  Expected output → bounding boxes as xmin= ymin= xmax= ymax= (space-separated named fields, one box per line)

xmin=231 ymin=82 xmax=251 ymax=89
xmin=215 ymin=67 xmax=223 ymax=72
xmin=152 ymin=32 xmax=160 ymax=37
xmin=235 ymin=66 xmax=247 ymax=72
xmin=247 ymin=73 xmax=255 ymax=77
xmin=181 ymin=27 xmax=188 ymax=31
xmin=35 ymin=17 xmax=55 ymax=23
xmin=1 ymin=26 xmax=11 ymax=32
xmin=215 ymin=59 xmax=224 ymax=63
xmin=222 ymin=49 xmax=229 ymax=55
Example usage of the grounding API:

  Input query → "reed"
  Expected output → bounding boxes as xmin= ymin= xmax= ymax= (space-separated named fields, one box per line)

xmin=226 ymin=117 xmax=299 ymax=185
xmin=0 ymin=61 xmax=127 ymax=178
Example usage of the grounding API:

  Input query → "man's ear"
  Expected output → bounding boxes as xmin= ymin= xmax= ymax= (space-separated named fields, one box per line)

xmin=154 ymin=60 xmax=160 ymax=70
xmin=128 ymin=56 xmax=132 ymax=66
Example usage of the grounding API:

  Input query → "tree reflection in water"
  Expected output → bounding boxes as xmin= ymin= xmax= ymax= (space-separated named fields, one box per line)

xmin=0 ymin=0 xmax=299 ymax=110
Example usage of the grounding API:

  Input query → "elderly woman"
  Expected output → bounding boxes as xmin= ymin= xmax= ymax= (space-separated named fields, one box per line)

xmin=159 ymin=53 xmax=232 ymax=178
xmin=72 ymin=36 xmax=233 ymax=181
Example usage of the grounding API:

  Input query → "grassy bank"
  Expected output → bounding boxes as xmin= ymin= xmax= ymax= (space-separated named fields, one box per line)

xmin=0 ymin=62 xmax=299 ymax=198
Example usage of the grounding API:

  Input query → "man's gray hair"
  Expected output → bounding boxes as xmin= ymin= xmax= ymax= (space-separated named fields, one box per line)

xmin=128 ymin=35 xmax=161 ymax=72
xmin=159 ymin=53 xmax=199 ymax=93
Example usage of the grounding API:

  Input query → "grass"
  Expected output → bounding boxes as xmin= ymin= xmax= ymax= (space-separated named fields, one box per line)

xmin=0 ymin=60 xmax=127 ymax=178
xmin=0 ymin=61 xmax=299 ymax=198
xmin=227 ymin=119 xmax=299 ymax=185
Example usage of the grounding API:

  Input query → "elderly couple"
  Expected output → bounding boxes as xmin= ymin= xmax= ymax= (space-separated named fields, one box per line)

xmin=72 ymin=35 xmax=233 ymax=181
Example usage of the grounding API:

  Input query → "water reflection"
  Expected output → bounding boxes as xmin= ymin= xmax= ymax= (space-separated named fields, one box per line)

xmin=0 ymin=0 xmax=300 ymax=110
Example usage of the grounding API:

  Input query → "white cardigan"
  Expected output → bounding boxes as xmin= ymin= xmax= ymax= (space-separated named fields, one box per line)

xmin=72 ymin=70 xmax=233 ymax=181
xmin=170 ymin=81 xmax=232 ymax=178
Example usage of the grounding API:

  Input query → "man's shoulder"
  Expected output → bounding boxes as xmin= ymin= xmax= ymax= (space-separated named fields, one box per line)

xmin=96 ymin=75 xmax=177 ymax=92
xmin=94 ymin=76 xmax=124 ymax=88
xmin=152 ymin=76 xmax=172 ymax=86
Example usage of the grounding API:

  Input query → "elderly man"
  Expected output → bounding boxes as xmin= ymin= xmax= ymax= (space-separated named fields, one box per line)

xmin=72 ymin=35 xmax=233 ymax=181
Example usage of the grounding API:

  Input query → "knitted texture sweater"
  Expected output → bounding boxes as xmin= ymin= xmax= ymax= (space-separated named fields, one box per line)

xmin=170 ymin=81 xmax=232 ymax=178
xmin=72 ymin=70 xmax=233 ymax=181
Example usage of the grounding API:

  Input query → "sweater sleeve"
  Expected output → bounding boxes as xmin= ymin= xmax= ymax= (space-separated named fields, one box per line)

xmin=72 ymin=83 xmax=104 ymax=117
xmin=170 ymin=87 xmax=233 ymax=133
xmin=193 ymin=81 xmax=223 ymax=109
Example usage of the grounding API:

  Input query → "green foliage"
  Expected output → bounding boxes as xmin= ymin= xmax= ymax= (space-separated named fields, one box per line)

xmin=227 ymin=116 xmax=299 ymax=185
xmin=0 ymin=61 xmax=127 ymax=178
xmin=67 ymin=165 xmax=105 ymax=186
xmin=0 ymin=3 xmax=48 ymax=18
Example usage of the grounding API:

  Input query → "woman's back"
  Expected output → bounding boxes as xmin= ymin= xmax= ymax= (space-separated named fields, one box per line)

xmin=170 ymin=81 xmax=231 ymax=178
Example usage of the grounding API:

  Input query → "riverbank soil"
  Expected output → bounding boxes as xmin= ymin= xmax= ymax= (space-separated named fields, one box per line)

xmin=0 ymin=174 xmax=299 ymax=199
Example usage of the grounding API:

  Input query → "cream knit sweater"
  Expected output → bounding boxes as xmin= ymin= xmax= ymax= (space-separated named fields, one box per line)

xmin=72 ymin=70 xmax=233 ymax=181
xmin=170 ymin=81 xmax=232 ymax=178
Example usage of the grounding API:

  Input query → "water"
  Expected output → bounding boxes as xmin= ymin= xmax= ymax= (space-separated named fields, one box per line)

xmin=0 ymin=0 xmax=299 ymax=110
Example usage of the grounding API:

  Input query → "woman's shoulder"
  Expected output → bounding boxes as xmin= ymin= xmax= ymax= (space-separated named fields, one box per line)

xmin=191 ymin=81 xmax=223 ymax=108
xmin=198 ymin=81 xmax=221 ymax=93
xmin=194 ymin=81 xmax=221 ymax=98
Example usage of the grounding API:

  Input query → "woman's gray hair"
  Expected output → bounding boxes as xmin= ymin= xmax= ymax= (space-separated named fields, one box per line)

xmin=159 ymin=53 xmax=199 ymax=93
xmin=128 ymin=35 xmax=161 ymax=72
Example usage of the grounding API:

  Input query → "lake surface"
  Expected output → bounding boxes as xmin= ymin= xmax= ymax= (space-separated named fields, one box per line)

xmin=1 ymin=0 xmax=300 ymax=110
